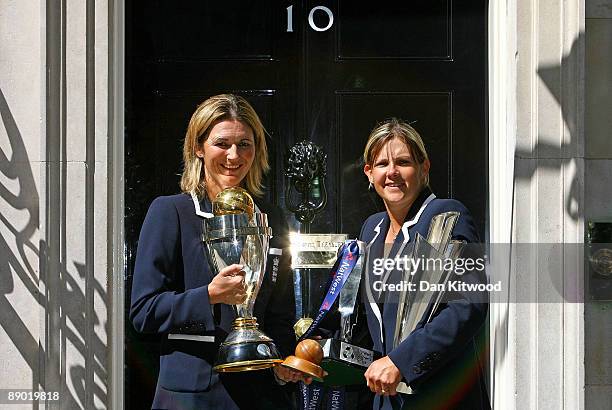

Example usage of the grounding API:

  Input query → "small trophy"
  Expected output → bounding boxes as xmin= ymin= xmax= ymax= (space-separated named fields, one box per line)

xmin=282 ymin=234 xmax=348 ymax=382
xmin=290 ymin=233 xmax=348 ymax=338
xmin=202 ymin=187 xmax=283 ymax=372
xmin=392 ymin=211 xmax=464 ymax=394
xmin=317 ymin=240 xmax=382 ymax=386
xmin=282 ymin=339 xmax=328 ymax=382
xmin=282 ymin=239 xmax=371 ymax=384
xmin=284 ymin=140 xmax=334 ymax=339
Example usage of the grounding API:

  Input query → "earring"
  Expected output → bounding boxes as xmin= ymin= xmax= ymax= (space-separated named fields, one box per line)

xmin=368 ymin=180 xmax=373 ymax=191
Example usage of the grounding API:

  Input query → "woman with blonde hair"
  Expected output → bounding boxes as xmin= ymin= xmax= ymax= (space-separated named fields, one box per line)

xmin=130 ymin=94 xmax=302 ymax=409
xmin=359 ymin=118 xmax=490 ymax=409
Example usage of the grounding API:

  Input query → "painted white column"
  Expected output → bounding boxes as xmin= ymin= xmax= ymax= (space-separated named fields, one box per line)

xmin=488 ymin=0 xmax=518 ymax=407
xmin=44 ymin=0 xmax=114 ymax=408
xmin=0 ymin=0 xmax=117 ymax=408
xmin=489 ymin=0 xmax=585 ymax=409
xmin=0 ymin=0 xmax=45 ymax=402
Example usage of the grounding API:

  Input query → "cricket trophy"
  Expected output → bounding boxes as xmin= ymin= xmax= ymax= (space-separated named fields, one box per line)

xmin=317 ymin=239 xmax=382 ymax=386
xmin=392 ymin=211 xmax=465 ymax=393
xmin=202 ymin=187 xmax=283 ymax=372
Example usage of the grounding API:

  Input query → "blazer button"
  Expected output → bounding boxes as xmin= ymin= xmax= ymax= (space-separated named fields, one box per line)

xmin=413 ymin=365 xmax=422 ymax=374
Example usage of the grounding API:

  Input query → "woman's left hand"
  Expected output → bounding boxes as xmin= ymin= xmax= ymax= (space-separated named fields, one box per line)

xmin=364 ymin=356 xmax=402 ymax=396
xmin=273 ymin=365 xmax=313 ymax=385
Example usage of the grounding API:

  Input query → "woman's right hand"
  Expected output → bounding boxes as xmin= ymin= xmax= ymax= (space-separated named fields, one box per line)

xmin=208 ymin=264 xmax=247 ymax=305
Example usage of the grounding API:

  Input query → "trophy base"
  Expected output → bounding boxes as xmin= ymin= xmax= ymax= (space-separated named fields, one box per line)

xmin=213 ymin=318 xmax=283 ymax=372
xmin=281 ymin=356 xmax=327 ymax=382
xmin=318 ymin=339 xmax=381 ymax=386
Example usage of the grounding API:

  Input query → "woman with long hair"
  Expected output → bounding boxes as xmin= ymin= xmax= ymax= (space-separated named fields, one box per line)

xmin=130 ymin=94 xmax=302 ymax=409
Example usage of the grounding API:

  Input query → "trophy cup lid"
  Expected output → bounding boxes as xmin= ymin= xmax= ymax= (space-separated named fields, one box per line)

xmin=213 ymin=187 xmax=255 ymax=219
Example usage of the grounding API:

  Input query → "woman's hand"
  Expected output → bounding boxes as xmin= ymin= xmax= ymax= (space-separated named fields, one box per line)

xmin=208 ymin=264 xmax=247 ymax=305
xmin=364 ymin=356 xmax=402 ymax=396
xmin=273 ymin=365 xmax=313 ymax=385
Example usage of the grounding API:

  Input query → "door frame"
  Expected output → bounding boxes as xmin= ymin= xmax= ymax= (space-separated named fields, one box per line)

xmin=110 ymin=0 xmax=125 ymax=408
xmin=486 ymin=1 xmax=516 ymax=408
xmin=109 ymin=1 xmax=527 ymax=408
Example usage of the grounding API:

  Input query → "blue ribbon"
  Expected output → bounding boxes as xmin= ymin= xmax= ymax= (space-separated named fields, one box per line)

xmin=327 ymin=386 xmax=345 ymax=410
xmin=306 ymin=382 xmax=324 ymax=409
xmin=299 ymin=241 xmax=361 ymax=410
xmin=299 ymin=241 xmax=360 ymax=342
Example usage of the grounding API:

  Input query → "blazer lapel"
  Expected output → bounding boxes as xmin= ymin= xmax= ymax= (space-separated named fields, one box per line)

xmin=364 ymin=215 xmax=387 ymax=348
xmin=367 ymin=189 xmax=437 ymax=352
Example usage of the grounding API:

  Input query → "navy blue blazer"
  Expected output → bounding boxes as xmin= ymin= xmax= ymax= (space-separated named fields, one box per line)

xmin=130 ymin=193 xmax=296 ymax=410
xmin=359 ymin=188 xmax=490 ymax=410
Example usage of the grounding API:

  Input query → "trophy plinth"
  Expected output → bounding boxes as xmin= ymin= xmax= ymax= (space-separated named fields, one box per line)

xmin=319 ymin=339 xmax=382 ymax=386
xmin=203 ymin=187 xmax=283 ymax=372
xmin=215 ymin=318 xmax=283 ymax=372
xmin=282 ymin=339 xmax=328 ymax=381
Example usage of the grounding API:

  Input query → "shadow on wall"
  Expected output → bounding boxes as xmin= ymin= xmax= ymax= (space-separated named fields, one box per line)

xmin=490 ymin=34 xmax=584 ymax=407
xmin=515 ymin=34 xmax=583 ymax=222
xmin=0 ymin=88 xmax=107 ymax=408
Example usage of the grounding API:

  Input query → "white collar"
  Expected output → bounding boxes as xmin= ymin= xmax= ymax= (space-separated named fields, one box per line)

xmin=190 ymin=191 xmax=214 ymax=218
xmin=370 ymin=218 xmax=385 ymax=244
xmin=367 ymin=193 xmax=436 ymax=245
xmin=190 ymin=190 xmax=262 ymax=218
xmin=399 ymin=193 xmax=436 ymax=243
xmin=365 ymin=192 xmax=436 ymax=346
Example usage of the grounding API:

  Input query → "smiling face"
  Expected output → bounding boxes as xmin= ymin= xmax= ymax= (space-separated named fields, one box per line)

xmin=364 ymin=137 xmax=430 ymax=212
xmin=196 ymin=119 xmax=255 ymax=199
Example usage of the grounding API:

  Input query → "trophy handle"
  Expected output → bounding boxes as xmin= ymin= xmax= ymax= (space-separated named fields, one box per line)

xmin=426 ymin=211 xmax=460 ymax=252
xmin=425 ymin=239 xmax=466 ymax=324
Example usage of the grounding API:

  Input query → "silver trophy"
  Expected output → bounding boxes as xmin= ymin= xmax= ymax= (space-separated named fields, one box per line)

xmin=319 ymin=240 xmax=382 ymax=386
xmin=290 ymin=233 xmax=348 ymax=338
xmin=284 ymin=141 xmax=333 ymax=338
xmin=202 ymin=187 xmax=283 ymax=372
xmin=282 ymin=234 xmax=347 ymax=382
xmin=393 ymin=211 xmax=465 ymax=394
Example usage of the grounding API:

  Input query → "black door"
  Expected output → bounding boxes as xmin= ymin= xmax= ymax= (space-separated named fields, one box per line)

xmin=125 ymin=1 xmax=487 ymax=408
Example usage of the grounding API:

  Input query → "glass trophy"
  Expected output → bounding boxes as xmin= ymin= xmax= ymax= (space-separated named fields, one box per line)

xmin=393 ymin=211 xmax=464 ymax=394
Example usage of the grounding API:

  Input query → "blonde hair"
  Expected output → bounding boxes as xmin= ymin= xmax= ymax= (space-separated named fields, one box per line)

xmin=180 ymin=94 xmax=269 ymax=198
xmin=363 ymin=118 xmax=430 ymax=186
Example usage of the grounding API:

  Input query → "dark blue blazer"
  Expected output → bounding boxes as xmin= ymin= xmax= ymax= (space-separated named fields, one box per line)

xmin=359 ymin=189 xmax=490 ymax=410
xmin=130 ymin=193 xmax=296 ymax=410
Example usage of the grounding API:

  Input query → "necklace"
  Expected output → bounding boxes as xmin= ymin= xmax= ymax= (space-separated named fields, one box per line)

xmin=385 ymin=224 xmax=401 ymax=250
xmin=389 ymin=224 xmax=401 ymax=239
